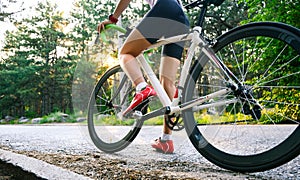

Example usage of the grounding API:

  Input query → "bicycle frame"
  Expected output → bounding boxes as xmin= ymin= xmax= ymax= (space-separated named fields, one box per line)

xmin=89 ymin=0 xmax=300 ymax=171
xmin=134 ymin=26 xmax=239 ymax=120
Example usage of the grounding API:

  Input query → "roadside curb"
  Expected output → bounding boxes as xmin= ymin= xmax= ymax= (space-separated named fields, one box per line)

xmin=0 ymin=149 xmax=92 ymax=180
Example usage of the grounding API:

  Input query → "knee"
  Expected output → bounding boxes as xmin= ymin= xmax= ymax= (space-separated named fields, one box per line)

xmin=119 ymin=53 xmax=135 ymax=66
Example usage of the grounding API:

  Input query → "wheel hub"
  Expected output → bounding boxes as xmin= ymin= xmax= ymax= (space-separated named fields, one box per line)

xmin=234 ymin=85 xmax=262 ymax=120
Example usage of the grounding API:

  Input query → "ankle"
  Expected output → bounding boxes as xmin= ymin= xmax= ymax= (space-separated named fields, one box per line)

xmin=136 ymin=82 xmax=148 ymax=92
xmin=161 ymin=133 xmax=172 ymax=141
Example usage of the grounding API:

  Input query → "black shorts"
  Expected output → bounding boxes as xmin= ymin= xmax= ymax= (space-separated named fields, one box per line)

xmin=136 ymin=0 xmax=190 ymax=60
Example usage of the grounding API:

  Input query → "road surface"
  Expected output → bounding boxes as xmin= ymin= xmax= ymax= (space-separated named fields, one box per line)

xmin=0 ymin=124 xmax=299 ymax=179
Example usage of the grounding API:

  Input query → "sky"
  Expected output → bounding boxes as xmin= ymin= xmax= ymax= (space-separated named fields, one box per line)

xmin=0 ymin=0 xmax=75 ymax=47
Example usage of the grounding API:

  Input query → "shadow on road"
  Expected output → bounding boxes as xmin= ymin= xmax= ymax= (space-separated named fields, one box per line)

xmin=0 ymin=160 xmax=45 ymax=180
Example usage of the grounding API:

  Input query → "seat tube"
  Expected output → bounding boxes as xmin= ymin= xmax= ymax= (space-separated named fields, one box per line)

xmin=136 ymin=55 xmax=172 ymax=107
xmin=178 ymin=27 xmax=202 ymax=90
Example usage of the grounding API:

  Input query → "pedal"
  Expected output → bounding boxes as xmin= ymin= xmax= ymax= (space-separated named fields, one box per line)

xmin=134 ymin=98 xmax=150 ymax=115
xmin=207 ymin=99 xmax=218 ymax=115
xmin=132 ymin=111 xmax=143 ymax=119
xmin=207 ymin=109 xmax=217 ymax=115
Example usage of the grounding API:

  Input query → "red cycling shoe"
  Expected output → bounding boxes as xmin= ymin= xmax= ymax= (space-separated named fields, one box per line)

xmin=151 ymin=137 xmax=174 ymax=154
xmin=122 ymin=85 xmax=156 ymax=116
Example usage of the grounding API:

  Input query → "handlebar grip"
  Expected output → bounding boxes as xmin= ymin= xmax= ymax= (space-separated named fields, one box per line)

xmin=94 ymin=24 xmax=127 ymax=44
xmin=105 ymin=24 xmax=127 ymax=33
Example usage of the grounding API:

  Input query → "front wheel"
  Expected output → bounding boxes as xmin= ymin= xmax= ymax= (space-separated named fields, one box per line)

xmin=88 ymin=65 xmax=142 ymax=153
xmin=183 ymin=22 xmax=300 ymax=172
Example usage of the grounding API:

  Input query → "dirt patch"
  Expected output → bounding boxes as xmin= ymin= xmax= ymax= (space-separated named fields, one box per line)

xmin=18 ymin=152 xmax=195 ymax=179
xmin=8 ymin=151 xmax=260 ymax=179
xmin=0 ymin=146 xmax=263 ymax=180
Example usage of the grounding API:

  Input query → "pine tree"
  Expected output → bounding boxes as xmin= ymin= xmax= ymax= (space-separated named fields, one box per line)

xmin=1 ymin=1 xmax=77 ymax=117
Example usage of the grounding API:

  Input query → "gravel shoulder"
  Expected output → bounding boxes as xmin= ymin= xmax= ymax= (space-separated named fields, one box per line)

xmin=0 ymin=146 xmax=262 ymax=180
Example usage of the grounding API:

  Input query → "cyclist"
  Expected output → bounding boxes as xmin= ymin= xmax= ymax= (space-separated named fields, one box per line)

xmin=98 ymin=0 xmax=189 ymax=154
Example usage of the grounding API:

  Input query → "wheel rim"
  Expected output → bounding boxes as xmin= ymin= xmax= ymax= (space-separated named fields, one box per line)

xmin=183 ymin=25 xmax=300 ymax=171
xmin=88 ymin=66 xmax=141 ymax=152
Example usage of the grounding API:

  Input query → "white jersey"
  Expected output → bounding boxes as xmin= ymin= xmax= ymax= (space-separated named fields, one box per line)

xmin=145 ymin=0 xmax=156 ymax=7
xmin=145 ymin=0 xmax=182 ymax=8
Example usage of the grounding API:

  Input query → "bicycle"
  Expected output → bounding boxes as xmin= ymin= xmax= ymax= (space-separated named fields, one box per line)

xmin=88 ymin=0 xmax=300 ymax=172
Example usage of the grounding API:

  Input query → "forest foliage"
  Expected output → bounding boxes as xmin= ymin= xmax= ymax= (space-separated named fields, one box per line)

xmin=0 ymin=0 xmax=299 ymax=118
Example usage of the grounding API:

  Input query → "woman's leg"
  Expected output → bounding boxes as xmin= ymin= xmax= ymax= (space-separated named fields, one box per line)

xmin=151 ymin=56 xmax=179 ymax=154
xmin=119 ymin=29 xmax=152 ymax=87
xmin=119 ymin=28 xmax=157 ymax=116
xmin=160 ymin=56 xmax=180 ymax=135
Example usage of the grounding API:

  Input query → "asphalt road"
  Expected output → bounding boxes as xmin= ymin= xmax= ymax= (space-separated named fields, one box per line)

xmin=0 ymin=124 xmax=299 ymax=179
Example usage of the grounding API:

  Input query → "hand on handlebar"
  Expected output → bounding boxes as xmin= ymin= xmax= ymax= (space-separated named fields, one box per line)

xmin=94 ymin=23 xmax=127 ymax=45
xmin=97 ymin=20 xmax=114 ymax=33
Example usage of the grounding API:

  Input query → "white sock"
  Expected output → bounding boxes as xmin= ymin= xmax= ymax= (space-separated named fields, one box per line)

xmin=136 ymin=82 xmax=147 ymax=92
xmin=161 ymin=133 xmax=172 ymax=141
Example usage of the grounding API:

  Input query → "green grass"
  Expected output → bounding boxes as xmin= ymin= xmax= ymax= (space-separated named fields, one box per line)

xmin=196 ymin=112 xmax=254 ymax=125
xmin=0 ymin=111 xmax=82 ymax=125
xmin=86 ymin=107 xmax=299 ymax=126
xmin=89 ymin=114 xmax=163 ymax=126
xmin=2 ymin=107 xmax=298 ymax=125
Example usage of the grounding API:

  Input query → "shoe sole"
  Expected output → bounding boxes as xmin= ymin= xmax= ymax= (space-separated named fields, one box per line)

xmin=123 ymin=98 xmax=150 ymax=118
xmin=153 ymin=148 xmax=174 ymax=154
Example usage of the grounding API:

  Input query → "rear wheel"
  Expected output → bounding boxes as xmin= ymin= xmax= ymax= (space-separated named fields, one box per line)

xmin=88 ymin=65 xmax=143 ymax=153
xmin=183 ymin=22 xmax=300 ymax=172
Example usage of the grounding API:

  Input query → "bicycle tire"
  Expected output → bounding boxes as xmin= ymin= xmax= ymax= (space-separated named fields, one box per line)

xmin=182 ymin=22 xmax=300 ymax=172
xmin=88 ymin=65 xmax=143 ymax=153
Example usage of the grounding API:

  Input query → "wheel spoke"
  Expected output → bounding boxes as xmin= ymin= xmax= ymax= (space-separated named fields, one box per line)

xmin=88 ymin=66 xmax=140 ymax=153
xmin=183 ymin=23 xmax=300 ymax=172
